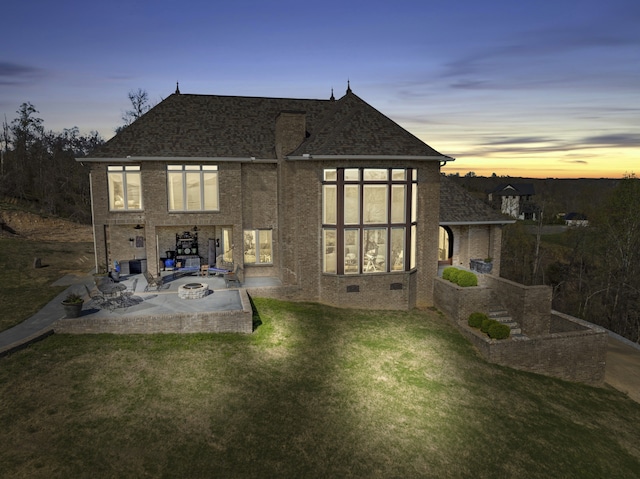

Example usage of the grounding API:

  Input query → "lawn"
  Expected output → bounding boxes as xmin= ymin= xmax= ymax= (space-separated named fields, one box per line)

xmin=1 ymin=298 xmax=640 ymax=478
xmin=0 ymin=238 xmax=94 ymax=332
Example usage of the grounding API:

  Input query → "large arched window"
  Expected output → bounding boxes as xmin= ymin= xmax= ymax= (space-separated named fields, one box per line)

xmin=322 ymin=168 xmax=417 ymax=274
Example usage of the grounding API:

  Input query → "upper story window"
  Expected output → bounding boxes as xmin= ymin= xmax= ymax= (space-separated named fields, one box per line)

xmin=167 ymin=165 xmax=219 ymax=211
xmin=322 ymin=167 xmax=418 ymax=275
xmin=108 ymin=165 xmax=142 ymax=211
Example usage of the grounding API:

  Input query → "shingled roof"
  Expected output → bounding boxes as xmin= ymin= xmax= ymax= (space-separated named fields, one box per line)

xmin=489 ymin=183 xmax=535 ymax=196
xmin=88 ymin=89 xmax=449 ymax=159
xmin=440 ymin=176 xmax=514 ymax=225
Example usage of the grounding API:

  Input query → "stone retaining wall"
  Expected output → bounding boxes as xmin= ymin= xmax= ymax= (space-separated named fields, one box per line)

xmin=457 ymin=313 xmax=607 ymax=385
xmin=433 ymin=277 xmax=489 ymax=322
xmin=484 ymin=275 xmax=551 ymax=336
xmin=433 ymin=276 xmax=608 ymax=385
xmin=54 ymin=290 xmax=254 ymax=334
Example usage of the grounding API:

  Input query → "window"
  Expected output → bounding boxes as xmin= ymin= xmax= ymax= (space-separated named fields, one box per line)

xmin=108 ymin=165 xmax=142 ymax=211
xmin=222 ymin=227 xmax=233 ymax=264
xmin=322 ymin=167 xmax=417 ymax=274
xmin=243 ymin=229 xmax=273 ymax=264
xmin=323 ymin=229 xmax=337 ymax=273
xmin=167 ymin=165 xmax=219 ymax=211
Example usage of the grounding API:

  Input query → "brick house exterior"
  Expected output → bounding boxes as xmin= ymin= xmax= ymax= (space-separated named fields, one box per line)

xmin=80 ymin=85 xmax=471 ymax=310
xmin=487 ymin=183 xmax=537 ymax=220
xmin=439 ymin=177 xmax=515 ymax=274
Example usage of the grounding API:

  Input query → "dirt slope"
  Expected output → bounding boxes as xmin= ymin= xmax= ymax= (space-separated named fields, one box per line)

xmin=0 ymin=209 xmax=93 ymax=242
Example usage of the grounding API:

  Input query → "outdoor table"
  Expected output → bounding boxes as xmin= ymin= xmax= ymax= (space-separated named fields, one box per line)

xmin=93 ymin=281 xmax=127 ymax=311
xmin=99 ymin=283 xmax=126 ymax=299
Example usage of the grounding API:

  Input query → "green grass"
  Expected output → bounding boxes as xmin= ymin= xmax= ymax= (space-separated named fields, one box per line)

xmin=2 ymin=299 xmax=640 ymax=478
xmin=0 ymin=238 xmax=94 ymax=331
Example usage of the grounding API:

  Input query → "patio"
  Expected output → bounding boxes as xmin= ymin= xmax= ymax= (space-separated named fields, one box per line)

xmin=54 ymin=272 xmax=282 ymax=335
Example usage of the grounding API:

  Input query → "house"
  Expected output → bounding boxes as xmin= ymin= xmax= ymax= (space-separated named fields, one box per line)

xmin=80 ymin=84 xmax=466 ymax=310
xmin=439 ymin=177 xmax=515 ymax=274
xmin=487 ymin=183 xmax=537 ymax=220
xmin=564 ymin=212 xmax=589 ymax=227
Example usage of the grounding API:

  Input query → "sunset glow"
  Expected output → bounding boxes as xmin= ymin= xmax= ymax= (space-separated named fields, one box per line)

xmin=2 ymin=0 xmax=637 ymax=179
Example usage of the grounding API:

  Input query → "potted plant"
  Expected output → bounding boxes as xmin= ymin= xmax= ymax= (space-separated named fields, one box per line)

xmin=61 ymin=292 xmax=84 ymax=318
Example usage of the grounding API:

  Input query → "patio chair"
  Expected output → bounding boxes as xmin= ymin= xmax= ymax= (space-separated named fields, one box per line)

xmin=173 ymin=257 xmax=201 ymax=278
xmin=83 ymin=284 xmax=115 ymax=311
xmin=143 ymin=271 xmax=165 ymax=292
xmin=124 ymin=278 xmax=138 ymax=296
xmin=224 ymin=264 xmax=242 ymax=288
xmin=208 ymin=256 xmax=231 ymax=276
xmin=120 ymin=278 xmax=140 ymax=308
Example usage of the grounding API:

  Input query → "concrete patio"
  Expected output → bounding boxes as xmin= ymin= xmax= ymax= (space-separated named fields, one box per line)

xmin=0 ymin=271 xmax=283 ymax=350
xmin=53 ymin=271 xmax=282 ymax=335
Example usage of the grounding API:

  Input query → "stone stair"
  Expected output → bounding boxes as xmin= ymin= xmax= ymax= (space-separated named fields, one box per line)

xmin=487 ymin=307 xmax=527 ymax=339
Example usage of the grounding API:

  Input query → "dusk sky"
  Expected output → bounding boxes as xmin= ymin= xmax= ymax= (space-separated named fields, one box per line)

xmin=2 ymin=0 xmax=638 ymax=178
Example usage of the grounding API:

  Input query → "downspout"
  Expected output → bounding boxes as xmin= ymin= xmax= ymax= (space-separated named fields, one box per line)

xmin=89 ymin=170 xmax=99 ymax=273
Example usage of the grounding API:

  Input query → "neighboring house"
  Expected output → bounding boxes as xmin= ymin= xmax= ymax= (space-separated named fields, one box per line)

xmin=80 ymin=84 xmax=459 ymax=310
xmin=564 ymin=212 xmax=589 ymax=227
xmin=439 ymin=177 xmax=515 ymax=274
xmin=487 ymin=183 xmax=537 ymax=220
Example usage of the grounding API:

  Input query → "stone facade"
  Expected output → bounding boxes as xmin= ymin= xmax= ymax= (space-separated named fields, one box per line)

xmin=438 ymin=177 xmax=513 ymax=277
xmin=88 ymin=157 xmax=443 ymax=311
xmin=447 ymin=224 xmax=503 ymax=274
xmin=90 ymin=161 xmax=248 ymax=276
xmin=82 ymin=89 xmax=458 ymax=311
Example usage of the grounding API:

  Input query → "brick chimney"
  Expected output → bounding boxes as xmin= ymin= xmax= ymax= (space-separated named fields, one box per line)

xmin=275 ymin=111 xmax=306 ymax=159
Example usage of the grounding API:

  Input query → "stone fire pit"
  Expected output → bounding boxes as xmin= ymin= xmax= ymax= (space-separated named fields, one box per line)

xmin=178 ymin=282 xmax=210 ymax=299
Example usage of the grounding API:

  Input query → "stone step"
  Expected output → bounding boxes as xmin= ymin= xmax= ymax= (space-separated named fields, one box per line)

xmin=489 ymin=313 xmax=514 ymax=324
xmin=488 ymin=308 xmax=522 ymax=335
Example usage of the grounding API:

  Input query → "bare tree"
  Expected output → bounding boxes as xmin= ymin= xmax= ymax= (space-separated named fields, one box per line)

xmin=117 ymin=88 xmax=153 ymax=132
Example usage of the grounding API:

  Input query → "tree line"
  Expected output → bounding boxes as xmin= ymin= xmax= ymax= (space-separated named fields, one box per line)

xmin=0 ymin=90 xmax=152 ymax=223
xmin=499 ymin=175 xmax=640 ymax=343
xmin=0 ymin=103 xmax=104 ymax=223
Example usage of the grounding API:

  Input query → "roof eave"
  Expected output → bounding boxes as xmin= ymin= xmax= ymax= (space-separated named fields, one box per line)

xmin=440 ymin=220 xmax=516 ymax=226
xmin=286 ymin=154 xmax=454 ymax=161
xmin=77 ymin=156 xmax=277 ymax=163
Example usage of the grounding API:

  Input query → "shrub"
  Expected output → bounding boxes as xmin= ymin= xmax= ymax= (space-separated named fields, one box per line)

xmin=449 ymin=269 xmax=462 ymax=283
xmin=456 ymin=271 xmax=478 ymax=287
xmin=488 ymin=323 xmax=511 ymax=340
xmin=468 ymin=312 xmax=488 ymax=328
xmin=442 ymin=267 xmax=450 ymax=281
xmin=442 ymin=267 xmax=477 ymax=287
xmin=442 ymin=267 xmax=456 ymax=281
xmin=481 ymin=318 xmax=499 ymax=334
